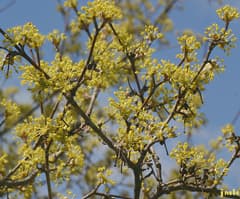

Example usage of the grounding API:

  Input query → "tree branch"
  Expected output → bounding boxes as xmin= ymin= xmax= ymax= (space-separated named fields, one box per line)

xmin=64 ymin=94 xmax=135 ymax=169
xmin=0 ymin=172 xmax=37 ymax=188
xmin=44 ymin=140 xmax=53 ymax=199
xmin=86 ymin=87 xmax=100 ymax=116
xmin=151 ymin=183 xmax=240 ymax=199
xmin=82 ymin=184 xmax=101 ymax=199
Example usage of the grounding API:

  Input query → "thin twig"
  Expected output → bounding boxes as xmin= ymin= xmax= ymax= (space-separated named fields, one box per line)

xmin=0 ymin=0 xmax=16 ymax=12
xmin=0 ymin=172 xmax=37 ymax=188
xmin=71 ymin=20 xmax=106 ymax=96
xmin=82 ymin=184 xmax=101 ymax=199
xmin=44 ymin=140 xmax=53 ymax=199
xmin=95 ymin=192 xmax=133 ymax=199
xmin=86 ymin=87 xmax=100 ymax=116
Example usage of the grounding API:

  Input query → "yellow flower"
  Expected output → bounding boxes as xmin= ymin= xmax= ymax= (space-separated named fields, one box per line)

xmin=221 ymin=124 xmax=234 ymax=136
xmin=217 ymin=5 xmax=240 ymax=22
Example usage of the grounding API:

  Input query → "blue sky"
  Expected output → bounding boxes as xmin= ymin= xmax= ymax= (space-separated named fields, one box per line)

xmin=1 ymin=0 xmax=240 ymax=193
xmin=0 ymin=0 xmax=62 ymax=32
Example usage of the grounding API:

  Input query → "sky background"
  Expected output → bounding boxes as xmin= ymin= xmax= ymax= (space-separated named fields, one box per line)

xmin=1 ymin=0 xmax=240 ymax=194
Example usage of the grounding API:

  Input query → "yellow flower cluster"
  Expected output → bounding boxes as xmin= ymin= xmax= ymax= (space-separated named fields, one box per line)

xmin=15 ymin=113 xmax=84 ymax=181
xmin=109 ymin=87 xmax=178 ymax=157
xmin=142 ymin=25 xmax=163 ymax=43
xmin=158 ymin=59 xmax=197 ymax=88
xmin=109 ymin=90 xmax=146 ymax=153
xmin=221 ymin=124 xmax=234 ymax=136
xmin=84 ymin=33 xmax=128 ymax=89
xmin=47 ymin=30 xmax=66 ymax=48
xmin=82 ymin=0 xmax=122 ymax=21
xmin=0 ymin=98 xmax=20 ymax=127
xmin=216 ymin=5 xmax=240 ymax=22
xmin=170 ymin=142 xmax=204 ymax=165
xmin=205 ymin=23 xmax=237 ymax=53
xmin=177 ymin=34 xmax=201 ymax=63
xmin=64 ymin=0 xmax=78 ymax=9
xmin=70 ymin=0 xmax=122 ymax=34
xmin=97 ymin=166 xmax=115 ymax=185
xmin=0 ymin=153 xmax=8 ymax=176
xmin=221 ymin=124 xmax=238 ymax=152
xmin=48 ymin=54 xmax=84 ymax=92
xmin=6 ymin=22 xmax=45 ymax=48
xmin=170 ymin=142 xmax=228 ymax=185
xmin=20 ymin=54 xmax=84 ymax=93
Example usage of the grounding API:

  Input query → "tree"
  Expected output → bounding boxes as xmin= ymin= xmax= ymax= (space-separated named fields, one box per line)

xmin=0 ymin=0 xmax=239 ymax=198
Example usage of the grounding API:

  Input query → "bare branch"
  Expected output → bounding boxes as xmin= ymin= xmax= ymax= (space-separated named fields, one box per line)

xmin=0 ymin=172 xmax=37 ymax=188
xmin=82 ymin=184 xmax=101 ymax=199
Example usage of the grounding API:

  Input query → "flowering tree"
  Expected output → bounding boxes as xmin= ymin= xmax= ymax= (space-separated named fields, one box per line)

xmin=0 ymin=0 xmax=239 ymax=198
